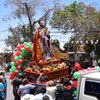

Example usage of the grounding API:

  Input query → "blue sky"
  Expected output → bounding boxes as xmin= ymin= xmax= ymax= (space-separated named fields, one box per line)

xmin=0 ymin=0 xmax=100 ymax=50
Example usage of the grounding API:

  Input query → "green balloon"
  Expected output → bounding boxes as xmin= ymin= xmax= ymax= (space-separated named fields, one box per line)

xmin=21 ymin=48 xmax=25 ymax=53
xmin=9 ymin=68 xmax=13 ymax=72
xmin=30 ymin=46 xmax=33 ymax=51
xmin=14 ymin=56 xmax=19 ymax=61
xmin=95 ymin=66 xmax=100 ymax=70
xmin=11 ymin=66 xmax=16 ymax=72
xmin=73 ymin=72 xmax=79 ymax=79
xmin=27 ymin=44 xmax=31 ymax=49
xmin=11 ymin=62 xmax=15 ymax=66
xmin=19 ymin=70 xmax=22 ymax=73
xmin=20 ymin=52 xmax=25 ymax=56
xmin=18 ymin=63 xmax=22 ymax=67
xmin=23 ymin=42 xmax=28 ymax=46
xmin=73 ymin=90 xmax=77 ymax=96
xmin=24 ymin=50 xmax=27 ymax=53
xmin=18 ymin=55 xmax=22 ymax=59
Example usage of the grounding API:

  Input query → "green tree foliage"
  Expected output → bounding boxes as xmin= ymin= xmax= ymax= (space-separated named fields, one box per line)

xmin=50 ymin=1 xmax=100 ymax=39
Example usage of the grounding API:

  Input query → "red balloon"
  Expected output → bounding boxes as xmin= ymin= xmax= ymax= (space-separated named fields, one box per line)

xmin=15 ymin=61 xmax=19 ymax=65
xmin=11 ymin=81 xmax=13 ymax=85
xmin=12 ymin=59 xmax=16 ymax=62
xmin=24 ymin=46 xmax=30 ymax=52
xmin=22 ymin=57 xmax=24 ymax=60
xmin=17 ymin=66 xmax=21 ymax=70
xmin=72 ymin=81 xmax=77 ymax=88
xmin=10 ymin=72 xmax=14 ymax=76
xmin=21 ymin=44 xmax=24 ymax=47
xmin=15 ymin=70 xmax=19 ymax=74
xmin=9 ymin=75 xmax=14 ymax=80
xmin=16 ymin=51 xmax=21 ymax=56
xmin=18 ymin=59 xmax=23 ymax=63
xmin=17 ymin=45 xmax=21 ymax=49
xmin=12 ymin=54 xmax=16 ymax=58
xmin=29 ymin=42 xmax=33 ymax=45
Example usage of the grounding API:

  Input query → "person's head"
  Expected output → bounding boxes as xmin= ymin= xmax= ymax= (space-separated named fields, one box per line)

xmin=38 ymin=20 xmax=44 ymax=27
xmin=40 ymin=86 xmax=46 ymax=94
xmin=42 ymin=95 xmax=50 ymax=100
xmin=70 ymin=60 xmax=76 ymax=67
xmin=22 ymin=78 xmax=28 ymax=85
xmin=21 ymin=74 xmax=26 ymax=80
xmin=28 ymin=75 xmax=35 ymax=82
xmin=63 ymin=79 xmax=71 ymax=86
xmin=48 ymin=81 xmax=54 ymax=86
xmin=0 ymin=78 xmax=3 ymax=82
xmin=40 ymin=76 xmax=48 ymax=82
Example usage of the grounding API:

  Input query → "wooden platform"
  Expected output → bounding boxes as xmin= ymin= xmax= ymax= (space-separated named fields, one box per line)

xmin=24 ymin=67 xmax=69 ymax=81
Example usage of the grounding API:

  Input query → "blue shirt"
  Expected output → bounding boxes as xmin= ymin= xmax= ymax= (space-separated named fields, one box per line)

xmin=18 ymin=84 xmax=35 ymax=99
xmin=0 ymin=83 xmax=5 ymax=100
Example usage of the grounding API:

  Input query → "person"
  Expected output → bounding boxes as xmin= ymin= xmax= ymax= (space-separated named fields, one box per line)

xmin=32 ymin=20 xmax=52 ymax=61
xmin=34 ymin=74 xmax=48 ymax=95
xmin=34 ymin=85 xmax=53 ymax=100
xmin=0 ymin=78 xmax=5 ymax=100
xmin=56 ymin=79 xmax=74 ymax=100
xmin=46 ymin=81 xmax=57 ymax=100
xmin=13 ymin=75 xmax=22 ymax=100
xmin=83 ymin=58 xmax=89 ymax=69
xmin=17 ymin=78 xmax=35 ymax=100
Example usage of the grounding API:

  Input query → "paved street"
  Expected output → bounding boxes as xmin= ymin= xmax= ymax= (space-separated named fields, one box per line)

xmin=6 ymin=73 xmax=14 ymax=100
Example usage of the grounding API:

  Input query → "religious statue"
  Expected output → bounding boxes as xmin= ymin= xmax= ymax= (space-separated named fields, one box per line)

xmin=32 ymin=20 xmax=52 ymax=61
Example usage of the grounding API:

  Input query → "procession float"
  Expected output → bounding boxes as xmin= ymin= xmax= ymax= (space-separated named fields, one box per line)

xmin=9 ymin=20 xmax=68 ymax=83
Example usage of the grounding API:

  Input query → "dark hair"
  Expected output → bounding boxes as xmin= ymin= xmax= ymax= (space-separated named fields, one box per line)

xmin=63 ymin=79 xmax=71 ymax=85
xmin=40 ymin=86 xmax=46 ymax=93
xmin=42 ymin=95 xmax=50 ymax=100
xmin=22 ymin=79 xmax=28 ymax=85
xmin=40 ymin=76 xmax=48 ymax=82
xmin=28 ymin=75 xmax=34 ymax=82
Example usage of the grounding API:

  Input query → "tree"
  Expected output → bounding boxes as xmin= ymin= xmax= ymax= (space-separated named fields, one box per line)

xmin=4 ymin=0 xmax=57 ymax=42
xmin=50 ymin=1 xmax=100 ymax=60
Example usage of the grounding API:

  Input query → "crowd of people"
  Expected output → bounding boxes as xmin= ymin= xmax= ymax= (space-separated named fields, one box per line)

xmin=12 ymin=73 xmax=75 ymax=100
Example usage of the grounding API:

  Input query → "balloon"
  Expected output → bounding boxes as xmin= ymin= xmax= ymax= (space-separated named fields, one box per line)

xmin=10 ymin=72 xmax=15 ymax=76
xmin=11 ymin=62 xmax=15 ymax=66
xmin=9 ymin=68 xmax=13 ymax=72
xmin=73 ymin=90 xmax=77 ymax=96
xmin=11 ymin=66 xmax=16 ymax=72
xmin=15 ymin=70 xmax=19 ymax=74
xmin=17 ymin=66 xmax=21 ymax=70
xmin=9 ymin=75 xmax=14 ymax=80
xmin=18 ymin=55 xmax=22 ymax=59
xmin=16 ymin=51 xmax=21 ymax=56
xmin=29 ymin=42 xmax=32 ymax=45
xmin=18 ymin=63 xmax=22 ymax=67
xmin=95 ymin=66 xmax=100 ymax=70
xmin=30 ymin=46 xmax=33 ymax=51
xmin=18 ymin=59 xmax=23 ymax=63
xmin=24 ymin=42 xmax=28 ymax=46
xmin=14 ymin=56 xmax=19 ymax=61
xmin=19 ymin=70 xmax=22 ymax=73
xmin=11 ymin=81 xmax=13 ymax=85
xmin=22 ymin=57 xmax=24 ymax=60
xmin=12 ymin=54 xmax=16 ymax=58
xmin=15 ymin=61 xmax=19 ymax=66
xmin=24 ymin=46 xmax=30 ymax=52
xmin=21 ymin=44 xmax=24 ymax=47
xmin=87 ymin=67 xmax=93 ymax=71
xmin=73 ymin=72 xmax=79 ymax=79
xmin=72 ymin=81 xmax=77 ymax=88
xmin=21 ymin=48 xmax=25 ymax=53
xmin=20 ymin=52 xmax=25 ymax=56
xmin=17 ymin=45 xmax=21 ymax=51
xmin=27 ymin=44 xmax=31 ymax=49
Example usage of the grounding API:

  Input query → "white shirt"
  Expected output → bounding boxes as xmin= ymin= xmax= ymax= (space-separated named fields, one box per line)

xmin=46 ymin=86 xmax=57 ymax=100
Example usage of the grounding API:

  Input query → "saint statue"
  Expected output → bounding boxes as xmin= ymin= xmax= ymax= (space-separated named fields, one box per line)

xmin=32 ymin=20 xmax=52 ymax=61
